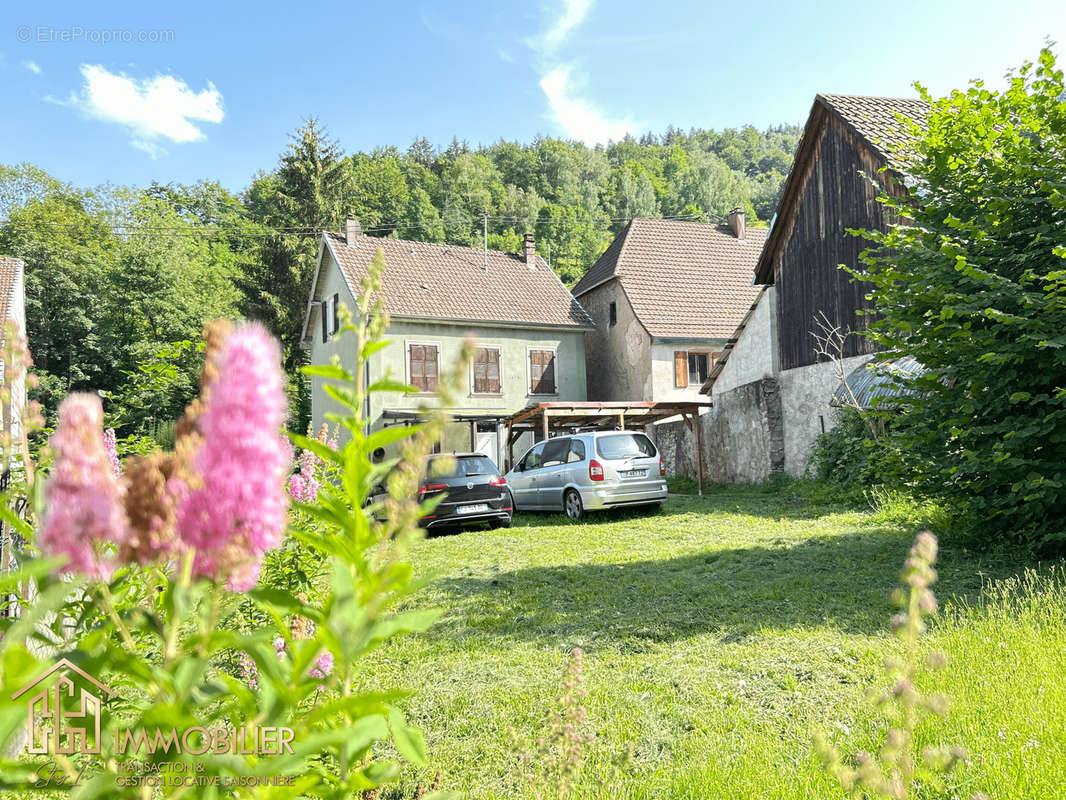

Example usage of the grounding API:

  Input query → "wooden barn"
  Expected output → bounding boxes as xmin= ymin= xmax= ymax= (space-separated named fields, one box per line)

xmin=753 ymin=93 xmax=927 ymax=371
xmin=653 ymin=94 xmax=929 ymax=483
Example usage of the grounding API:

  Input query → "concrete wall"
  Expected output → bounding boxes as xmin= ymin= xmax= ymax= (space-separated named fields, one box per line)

xmin=777 ymin=353 xmax=871 ymax=475
xmin=712 ymin=286 xmax=777 ymax=396
xmin=579 ymin=279 xmax=652 ymax=400
xmin=652 ymin=377 xmax=784 ymax=484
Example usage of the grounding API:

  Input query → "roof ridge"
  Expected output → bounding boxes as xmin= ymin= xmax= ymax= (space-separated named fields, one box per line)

xmin=324 ymin=230 xmax=527 ymax=262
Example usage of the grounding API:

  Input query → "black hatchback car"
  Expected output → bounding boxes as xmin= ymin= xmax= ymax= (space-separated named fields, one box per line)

xmin=416 ymin=454 xmax=513 ymax=530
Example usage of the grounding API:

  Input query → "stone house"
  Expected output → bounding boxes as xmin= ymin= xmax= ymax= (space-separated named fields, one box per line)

xmin=654 ymin=94 xmax=928 ymax=482
xmin=571 ymin=215 xmax=766 ymax=403
xmin=300 ymin=221 xmax=593 ymax=465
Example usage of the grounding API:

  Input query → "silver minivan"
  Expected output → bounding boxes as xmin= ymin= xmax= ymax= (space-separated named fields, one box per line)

xmin=505 ymin=431 xmax=668 ymax=520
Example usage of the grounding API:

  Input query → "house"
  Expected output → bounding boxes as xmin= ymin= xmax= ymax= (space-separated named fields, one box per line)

xmin=0 ymin=257 xmax=28 ymax=455
xmin=654 ymin=94 xmax=927 ymax=481
xmin=301 ymin=220 xmax=593 ymax=465
xmin=570 ymin=214 xmax=766 ymax=403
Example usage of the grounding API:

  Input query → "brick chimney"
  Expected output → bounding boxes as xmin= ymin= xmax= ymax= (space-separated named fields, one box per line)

xmin=345 ymin=218 xmax=361 ymax=245
xmin=524 ymin=233 xmax=537 ymax=269
xmin=727 ymin=208 xmax=745 ymax=240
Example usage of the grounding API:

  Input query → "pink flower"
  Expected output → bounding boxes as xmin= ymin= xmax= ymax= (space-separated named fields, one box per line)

xmin=39 ymin=394 xmax=128 ymax=580
xmin=175 ymin=324 xmax=290 ymax=591
xmin=309 ymin=650 xmax=334 ymax=688
xmin=102 ymin=428 xmax=121 ymax=476
xmin=274 ymin=636 xmax=287 ymax=658
xmin=237 ymin=652 xmax=259 ymax=690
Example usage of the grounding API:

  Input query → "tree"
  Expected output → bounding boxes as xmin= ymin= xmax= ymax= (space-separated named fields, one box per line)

xmin=855 ymin=48 xmax=1066 ymax=546
xmin=243 ymin=119 xmax=349 ymax=371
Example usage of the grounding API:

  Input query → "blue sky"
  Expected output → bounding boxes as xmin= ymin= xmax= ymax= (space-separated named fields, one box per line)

xmin=2 ymin=0 xmax=1064 ymax=193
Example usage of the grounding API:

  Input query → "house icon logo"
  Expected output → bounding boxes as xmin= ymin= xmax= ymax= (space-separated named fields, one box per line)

xmin=11 ymin=659 xmax=115 ymax=755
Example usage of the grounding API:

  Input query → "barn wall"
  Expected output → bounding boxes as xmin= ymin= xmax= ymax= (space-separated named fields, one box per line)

xmin=578 ymin=279 xmax=653 ymax=400
xmin=773 ymin=110 xmax=901 ymax=371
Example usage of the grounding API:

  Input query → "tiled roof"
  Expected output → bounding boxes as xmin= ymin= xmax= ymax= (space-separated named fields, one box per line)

xmin=0 ymin=258 xmax=22 ymax=327
xmin=818 ymin=94 xmax=928 ymax=164
xmin=572 ymin=218 xmax=766 ymax=339
xmin=322 ymin=233 xmax=593 ymax=329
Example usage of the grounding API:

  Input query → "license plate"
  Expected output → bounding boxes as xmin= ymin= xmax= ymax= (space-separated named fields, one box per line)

xmin=457 ymin=503 xmax=489 ymax=514
xmin=621 ymin=469 xmax=647 ymax=478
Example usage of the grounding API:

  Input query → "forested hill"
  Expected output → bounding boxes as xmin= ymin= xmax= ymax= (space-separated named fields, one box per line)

xmin=270 ymin=123 xmax=803 ymax=284
xmin=0 ymin=120 xmax=801 ymax=432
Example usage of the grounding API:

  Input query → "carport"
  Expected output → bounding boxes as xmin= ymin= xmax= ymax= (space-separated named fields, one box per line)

xmin=502 ymin=401 xmax=712 ymax=494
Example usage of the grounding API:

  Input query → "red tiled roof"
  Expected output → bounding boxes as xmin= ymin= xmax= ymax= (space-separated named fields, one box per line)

xmin=321 ymin=233 xmax=593 ymax=329
xmin=0 ymin=258 xmax=22 ymax=327
xmin=571 ymin=219 xmax=766 ymax=339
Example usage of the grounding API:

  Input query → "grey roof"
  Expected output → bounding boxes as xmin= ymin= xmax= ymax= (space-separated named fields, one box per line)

xmin=571 ymin=218 xmax=766 ymax=339
xmin=832 ymin=355 xmax=927 ymax=410
xmin=818 ymin=94 xmax=928 ymax=164
xmin=321 ymin=233 xmax=593 ymax=329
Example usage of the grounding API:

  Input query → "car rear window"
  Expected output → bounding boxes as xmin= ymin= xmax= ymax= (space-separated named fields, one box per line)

xmin=428 ymin=455 xmax=499 ymax=478
xmin=595 ymin=433 xmax=656 ymax=460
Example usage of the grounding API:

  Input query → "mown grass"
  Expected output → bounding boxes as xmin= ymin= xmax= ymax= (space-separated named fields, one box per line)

xmin=365 ymin=485 xmax=1066 ymax=799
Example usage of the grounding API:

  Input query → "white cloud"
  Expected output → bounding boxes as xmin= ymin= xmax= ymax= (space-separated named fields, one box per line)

xmin=528 ymin=0 xmax=637 ymax=146
xmin=22 ymin=60 xmax=41 ymax=75
xmin=540 ymin=65 xmax=634 ymax=145
xmin=59 ymin=64 xmax=224 ymax=158
xmin=538 ymin=0 xmax=594 ymax=52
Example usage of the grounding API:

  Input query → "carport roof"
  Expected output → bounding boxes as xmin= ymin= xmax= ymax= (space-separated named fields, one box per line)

xmin=504 ymin=401 xmax=711 ymax=432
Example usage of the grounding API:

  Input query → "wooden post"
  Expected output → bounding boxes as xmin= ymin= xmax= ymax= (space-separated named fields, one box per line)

xmin=692 ymin=412 xmax=704 ymax=496
xmin=507 ymin=420 xmax=514 ymax=469
xmin=618 ymin=412 xmax=625 ymax=430
xmin=541 ymin=409 xmax=550 ymax=441
xmin=469 ymin=419 xmax=476 ymax=452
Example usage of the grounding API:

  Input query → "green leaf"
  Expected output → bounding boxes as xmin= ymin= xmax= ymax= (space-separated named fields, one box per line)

xmin=366 ymin=423 xmax=425 ymax=453
xmin=388 ymin=706 xmax=427 ymax=766
xmin=290 ymin=433 xmax=341 ymax=465
xmin=302 ymin=363 xmax=354 ymax=382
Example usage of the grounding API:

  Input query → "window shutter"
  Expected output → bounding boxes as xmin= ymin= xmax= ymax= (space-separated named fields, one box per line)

xmin=424 ymin=345 xmax=439 ymax=392
xmin=474 ymin=348 xmax=500 ymax=393
xmin=321 ymin=301 xmax=329 ymax=344
xmin=530 ymin=350 xmax=556 ymax=394
xmin=674 ymin=351 xmax=688 ymax=388
xmin=331 ymin=293 xmax=340 ymax=334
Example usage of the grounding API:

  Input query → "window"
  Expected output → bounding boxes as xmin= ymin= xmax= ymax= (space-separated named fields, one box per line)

xmin=567 ymin=439 xmax=586 ymax=463
xmin=608 ymin=302 xmax=617 ymax=327
xmin=674 ymin=350 xmax=713 ymax=388
xmin=541 ymin=438 xmax=571 ymax=467
xmin=521 ymin=442 xmax=545 ymax=471
xmin=688 ymin=352 xmax=709 ymax=385
xmin=428 ymin=454 xmax=499 ymax=478
xmin=408 ymin=343 xmax=439 ymax=392
xmin=472 ymin=347 xmax=501 ymax=394
xmin=321 ymin=294 xmax=340 ymax=343
xmin=529 ymin=349 xmax=556 ymax=394
xmin=596 ymin=433 xmax=657 ymax=460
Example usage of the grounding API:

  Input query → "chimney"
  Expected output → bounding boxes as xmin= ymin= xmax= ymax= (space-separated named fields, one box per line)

xmin=727 ymin=208 xmax=745 ymax=240
xmin=523 ymin=233 xmax=537 ymax=269
xmin=345 ymin=218 xmax=361 ymax=245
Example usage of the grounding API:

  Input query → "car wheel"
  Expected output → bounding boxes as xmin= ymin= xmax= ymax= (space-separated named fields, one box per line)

xmin=564 ymin=489 xmax=584 ymax=521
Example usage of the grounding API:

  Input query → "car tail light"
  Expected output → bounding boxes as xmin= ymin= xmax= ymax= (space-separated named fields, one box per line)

xmin=488 ymin=476 xmax=507 ymax=487
xmin=589 ymin=459 xmax=605 ymax=482
xmin=418 ymin=482 xmax=448 ymax=498
xmin=659 ymin=457 xmax=666 ymax=476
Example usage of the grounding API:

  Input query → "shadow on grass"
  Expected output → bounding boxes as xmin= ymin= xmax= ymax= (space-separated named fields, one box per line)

xmin=431 ymin=520 xmax=1029 ymax=645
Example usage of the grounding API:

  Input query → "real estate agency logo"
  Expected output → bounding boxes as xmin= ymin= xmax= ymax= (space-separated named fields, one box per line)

xmin=11 ymin=658 xmax=114 ymax=755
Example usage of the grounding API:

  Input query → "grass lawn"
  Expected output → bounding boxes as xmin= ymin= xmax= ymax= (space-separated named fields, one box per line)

xmin=366 ymin=485 xmax=1066 ymax=799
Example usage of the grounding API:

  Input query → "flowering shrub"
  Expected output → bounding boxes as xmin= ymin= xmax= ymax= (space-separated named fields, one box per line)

xmin=0 ymin=250 xmax=458 ymax=798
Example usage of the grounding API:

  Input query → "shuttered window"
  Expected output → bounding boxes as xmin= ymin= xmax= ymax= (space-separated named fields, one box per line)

xmin=408 ymin=344 xmax=439 ymax=392
xmin=674 ymin=351 xmax=688 ymax=388
xmin=529 ymin=350 xmax=556 ymax=395
xmin=331 ymin=292 xmax=339 ymax=335
xmin=473 ymin=347 xmax=501 ymax=394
